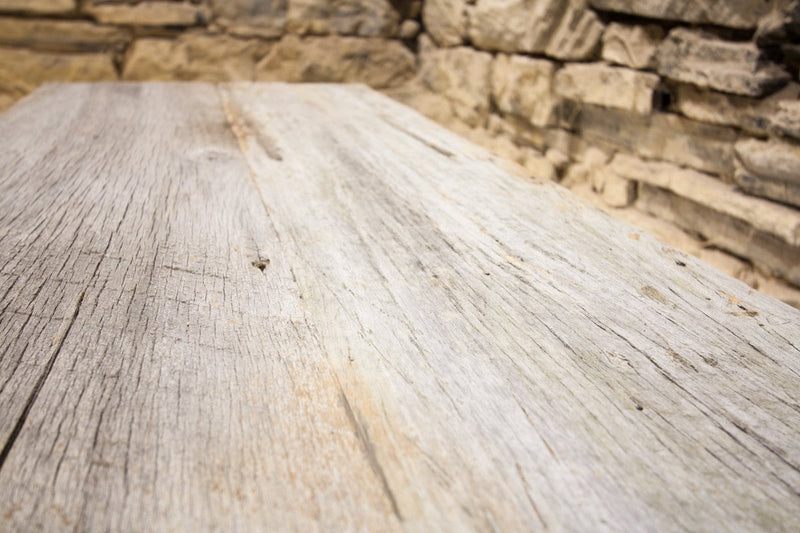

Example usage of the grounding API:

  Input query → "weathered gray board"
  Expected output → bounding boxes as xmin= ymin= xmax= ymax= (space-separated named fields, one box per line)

xmin=0 ymin=82 xmax=798 ymax=531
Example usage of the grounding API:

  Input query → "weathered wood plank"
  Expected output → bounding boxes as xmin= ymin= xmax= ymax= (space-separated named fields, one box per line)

xmin=0 ymin=82 xmax=798 ymax=531
xmin=0 ymin=83 xmax=401 ymax=530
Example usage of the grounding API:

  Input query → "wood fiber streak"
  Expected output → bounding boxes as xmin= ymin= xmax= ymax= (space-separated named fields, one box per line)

xmin=0 ymin=82 xmax=798 ymax=531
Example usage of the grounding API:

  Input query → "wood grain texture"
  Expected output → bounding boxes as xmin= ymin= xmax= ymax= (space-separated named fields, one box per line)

xmin=1 ymin=82 xmax=799 ymax=531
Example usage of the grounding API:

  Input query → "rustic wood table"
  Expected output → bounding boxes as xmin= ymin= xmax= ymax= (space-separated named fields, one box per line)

xmin=1 ymin=82 xmax=799 ymax=531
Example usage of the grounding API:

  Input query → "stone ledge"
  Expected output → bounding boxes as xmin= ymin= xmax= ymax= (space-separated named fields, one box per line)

xmin=85 ymin=1 xmax=209 ymax=27
xmin=638 ymin=184 xmax=800 ymax=286
xmin=0 ymin=0 xmax=74 ymax=15
xmin=610 ymin=153 xmax=800 ymax=247
xmin=0 ymin=17 xmax=130 ymax=52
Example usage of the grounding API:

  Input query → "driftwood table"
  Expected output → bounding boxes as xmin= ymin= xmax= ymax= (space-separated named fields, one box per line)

xmin=1 ymin=83 xmax=799 ymax=531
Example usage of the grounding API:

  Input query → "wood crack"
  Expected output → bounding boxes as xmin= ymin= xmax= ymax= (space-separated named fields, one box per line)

xmin=0 ymin=286 xmax=86 ymax=471
xmin=339 ymin=389 xmax=403 ymax=522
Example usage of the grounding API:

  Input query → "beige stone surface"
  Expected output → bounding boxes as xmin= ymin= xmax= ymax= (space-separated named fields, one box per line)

xmin=0 ymin=47 xmax=115 ymax=106
xmin=491 ymin=54 xmax=557 ymax=128
xmin=0 ymin=16 xmax=129 ymax=52
xmin=123 ymin=34 xmax=270 ymax=81
xmin=398 ymin=19 xmax=420 ymax=40
xmin=601 ymin=23 xmax=663 ymax=69
xmin=286 ymin=0 xmax=399 ymax=37
xmin=656 ymin=28 xmax=790 ymax=97
xmin=468 ymin=0 xmax=604 ymax=60
xmin=610 ymin=153 xmax=800 ymax=246
xmin=0 ymin=0 xmax=74 ymax=14
xmin=672 ymin=82 xmax=800 ymax=138
xmin=735 ymin=138 xmax=800 ymax=208
xmin=256 ymin=35 xmax=414 ymax=88
xmin=422 ymin=0 xmax=466 ymax=46
xmin=554 ymin=63 xmax=660 ymax=114
xmin=383 ymin=84 xmax=457 ymax=126
xmin=210 ymin=0 xmax=286 ymax=39
xmin=774 ymin=99 xmax=800 ymax=139
xmin=638 ymin=184 xmax=800 ymax=286
xmin=589 ymin=0 xmax=771 ymax=29
xmin=418 ymin=36 xmax=492 ymax=127
xmin=565 ymin=105 xmax=739 ymax=177
xmin=601 ymin=174 xmax=636 ymax=207
xmin=85 ymin=1 xmax=208 ymax=26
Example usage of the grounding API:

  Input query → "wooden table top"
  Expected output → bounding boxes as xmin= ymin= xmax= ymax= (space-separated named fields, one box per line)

xmin=1 ymin=82 xmax=799 ymax=531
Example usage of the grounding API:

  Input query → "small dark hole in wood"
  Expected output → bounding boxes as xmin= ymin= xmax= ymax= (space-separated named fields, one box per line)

xmin=484 ymin=272 xmax=491 ymax=276
xmin=252 ymin=259 xmax=270 ymax=271
xmin=635 ymin=404 xmax=644 ymax=411
xmin=675 ymin=260 xmax=686 ymax=267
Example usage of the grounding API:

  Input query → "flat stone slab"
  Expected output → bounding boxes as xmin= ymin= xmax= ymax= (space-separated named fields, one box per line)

xmin=0 ymin=82 xmax=798 ymax=531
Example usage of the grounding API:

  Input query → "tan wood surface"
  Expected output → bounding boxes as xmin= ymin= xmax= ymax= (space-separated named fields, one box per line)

xmin=0 ymin=82 xmax=799 ymax=531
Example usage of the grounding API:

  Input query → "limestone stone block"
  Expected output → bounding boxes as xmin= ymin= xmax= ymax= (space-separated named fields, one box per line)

xmin=210 ymin=0 xmax=286 ymax=39
xmin=0 ymin=0 xmax=74 ymax=14
xmin=735 ymin=138 xmax=800 ymax=208
xmin=0 ymin=17 xmax=130 ymax=52
xmin=382 ymin=85 xmax=457 ymax=126
xmin=256 ymin=35 xmax=415 ymax=88
xmin=123 ymin=34 xmax=270 ymax=81
xmin=0 ymin=47 xmax=116 ymax=102
xmin=601 ymin=174 xmax=636 ymax=207
xmin=656 ymin=28 xmax=790 ymax=97
xmin=491 ymin=54 xmax=557 ymax=127
xmin=774 ymin=100 xmax=800 ymax=139
xmin=418 ymin=36 xmax=492 ymax=127
xmin=422 ymin=0 xmax=466 ymax=47
xmin=564 ymin=104 xmax=738 ymax=177
xmin=610 ymin=153 xmax=800 ymax=246
xmin=468 ymin=0 xmax=604 ymax=60
xmin=589 ymin=0 xmax=771 ymax=30
xmin=601 ymin=23 xmax=663 ymax=69
xmin=85 ymin=1 xmax=208 ymax=26
xmin=755 ymin=0 xmax=800 ymax=46
xmin=286 ymin=0 xmax=400 ymax=37
xmin=554 ymin=63 xmax=660 ymax=114
xmin=398 ymin=20 xmax=420 ymax=40
xmin=638 ymin=184 xmax=800 ymax=286
xmin=672 ymin=82 xmax=800 ymax=138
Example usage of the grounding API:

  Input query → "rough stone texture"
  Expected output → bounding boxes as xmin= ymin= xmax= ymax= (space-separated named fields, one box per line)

xmin=0 ymin=17 xmax=130 ymax=52
xmin=418 ymin=35 xmax=492 ymax=127
xmin=755 ymin=0 xmax=800 ymax=46
xmin=589 ymin=0 xmax=771 ymax=30
xmin=554 ymin=63 xmax=660 ymax=114
xmin=0 ymin=47 xmax=115 ymax=107
xmin=656 ymin=28 xmax=790 ymax=97
xmin=123 ymin=34 xmax=270 ymax=81
xmin=85 ymin=1 xmax=208 ymax=26
xmin=610 ymin=153 xmax=800 ymax=246
xmin=672 ymin=82 xmax=800 ymax=138
xmin=601 ymin=23 xmax=663 ymax=70
xmin=468 ymin=0 xmax=604 ymax=60
xmin=210 ymin=0 xmax=286 ymax=39
xmin=383 ymin=84 xmax=457 ymax=125
xmin=0 ymin=0 xmax=74 ymax=14
xmin=564 ymin=105 xmax=739 ymax=177
xmin=422 ymin=0 xmax=466 ymax=46
xmin=774 ymin=100 xmax=800 ymax=139
xmin=638 ymin=184 xmax=800 ymax=286
xmin=399 ymin=19 xmax=420 ymax=40
xmin=491 ymin=54 xmax=557 ymax=128
xmin=735 ymin=138 xmax=800 ymax=209
xmin=256 ymin=35 xmax=415 ymax=88
xmin=286 ymin=0 xmax=400 ymax=37
xmin=601 ymin=174 xmax=636 ymax=207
